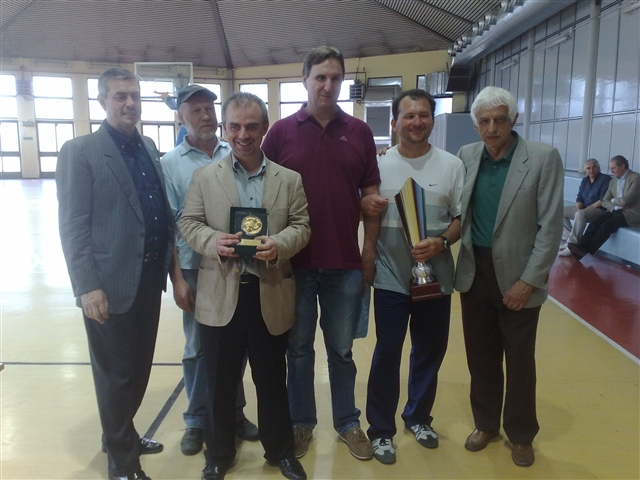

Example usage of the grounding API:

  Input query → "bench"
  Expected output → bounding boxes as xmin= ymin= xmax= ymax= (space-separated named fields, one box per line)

xmin=564 ymin=175 xmax=640 ymax=266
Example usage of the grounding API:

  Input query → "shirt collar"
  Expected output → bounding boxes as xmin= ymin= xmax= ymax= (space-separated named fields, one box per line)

xmin=295 ymin=102 xmax=347 ymax=125
xmin=232 ymin=153 xmax=267 ymax=178
xmin=102 ymin=119 xmax=140 ymax=144
xmin=179 ymin=135 xmax=229 ymax=157
xmin=481 ymin=131 xmax=519 ymax=164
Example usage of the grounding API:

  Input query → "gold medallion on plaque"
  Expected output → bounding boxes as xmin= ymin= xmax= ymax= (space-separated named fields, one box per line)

xmin=241 ymin=215 xmax=263 ymax=236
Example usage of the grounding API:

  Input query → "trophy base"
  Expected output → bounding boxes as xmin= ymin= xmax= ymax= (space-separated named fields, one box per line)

xmin=411 ymin=281 xmax=443 ymax=302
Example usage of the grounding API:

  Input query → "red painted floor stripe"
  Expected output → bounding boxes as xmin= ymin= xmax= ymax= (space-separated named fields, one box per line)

xmin=549 ymin=253 xmax=640 ymax=358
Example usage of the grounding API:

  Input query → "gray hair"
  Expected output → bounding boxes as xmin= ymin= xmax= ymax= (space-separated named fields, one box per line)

xmin=98 ymin=67 xmax=138 ymax=98
xmin=470 ymin=86 xmax=518 ymax=127
xmin=585 ymin=158 xmax=600 ymax=168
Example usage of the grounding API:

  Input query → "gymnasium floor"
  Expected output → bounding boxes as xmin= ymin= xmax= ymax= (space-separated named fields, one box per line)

xmin=1 ymin=178 xmax=638 ymax=480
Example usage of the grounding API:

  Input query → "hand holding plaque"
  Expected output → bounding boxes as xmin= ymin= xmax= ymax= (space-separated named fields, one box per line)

xmin=230 ymin=207 xmax=268 ymax=256
xmin=394 ymin=178 xmax=443 ymax=302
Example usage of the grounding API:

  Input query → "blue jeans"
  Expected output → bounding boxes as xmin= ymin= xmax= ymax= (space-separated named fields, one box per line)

xmin=182 ymin=269 xmax=246 ymax=428
xmin=287 ymin=268 xmax=363 ymax=435
xmin=366 ymin=289 xmax=451 ymax=440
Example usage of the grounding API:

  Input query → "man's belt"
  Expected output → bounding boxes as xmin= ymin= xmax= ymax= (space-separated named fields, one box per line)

xmin=240 ymin=273 xmax=259 ymax=285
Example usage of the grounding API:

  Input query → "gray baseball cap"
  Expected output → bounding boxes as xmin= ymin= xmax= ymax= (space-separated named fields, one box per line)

xmin=176 ymin=85 xmax=217 ymax=108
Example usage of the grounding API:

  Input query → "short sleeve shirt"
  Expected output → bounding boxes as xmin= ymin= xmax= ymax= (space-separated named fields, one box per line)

xmin=262 ymin=104 xmax=380 ymax=270
xmin=160 ymin=136 xmax=232 ymax=269
xmin=374 ymin=146 xmax=464 ymax=295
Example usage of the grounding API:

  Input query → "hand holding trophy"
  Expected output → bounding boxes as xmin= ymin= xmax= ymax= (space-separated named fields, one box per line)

xmin=395 ymin=178 xmax=443 ymax=302
xmin=229 ymin=206 xmax=268 ymax=256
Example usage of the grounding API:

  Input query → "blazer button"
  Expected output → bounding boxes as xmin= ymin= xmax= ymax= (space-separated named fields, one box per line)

xmin=234 ymin=268 xmax=240 ymax=273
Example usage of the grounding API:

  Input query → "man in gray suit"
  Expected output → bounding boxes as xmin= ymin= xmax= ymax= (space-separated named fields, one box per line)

xmin=567 ymin=155 xmax=640 ymax=260
xmin=455 ymin=86 xmax=563 ymax=467
xmin=57 ymin=67 xmax=173 ymax=480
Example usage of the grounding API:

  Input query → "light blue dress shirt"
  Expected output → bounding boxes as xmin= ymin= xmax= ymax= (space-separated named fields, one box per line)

xmin=161 ymin=136 xmax=232 ymax=269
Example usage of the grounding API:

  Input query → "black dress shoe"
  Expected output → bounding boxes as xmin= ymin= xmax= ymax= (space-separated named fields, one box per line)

xmin=139 ymin=437 xmax=164 ymax=454
xmin=108 ymin=469 xmax=151 ymax=480
xmin=201 ymin=462 xmax=230 ymax=480
xmin=102 ymin=437 xmax=163 ymax=455
xmin=269 ymin=456 xmax=307 ymax=480
xmin=236 ymin=417 xmax=259 ymax=441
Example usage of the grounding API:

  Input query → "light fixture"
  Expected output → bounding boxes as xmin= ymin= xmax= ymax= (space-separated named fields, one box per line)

xmin=544 ymin=34 xmax=570 ymax=50
xmin=513 ymin=0 xmax=525 ymax=6
xmin=501 ymin=59 xmax=518 ymax=70
xmin=485 ymin=13 xmax=497 ymax=25
xmin=447 ymin=49 xmax=456 ymax=57
xmin=500 ymin=1 xmax=514 ymax=13
xmin=622 ymin=1 xmax=640 ymax=14
xmin=462 ymin=36 xmax=472 ymax=45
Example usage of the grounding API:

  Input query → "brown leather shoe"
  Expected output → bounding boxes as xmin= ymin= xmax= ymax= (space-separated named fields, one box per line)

xmin=464 ymin=429 xmax=500 ymax=452
xmin=511 ymin=444 xmax=535 ymax=466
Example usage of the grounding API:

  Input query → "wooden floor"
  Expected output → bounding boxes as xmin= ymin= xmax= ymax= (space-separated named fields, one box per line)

xmin=1 ymin=179 xmax=639 ymax=480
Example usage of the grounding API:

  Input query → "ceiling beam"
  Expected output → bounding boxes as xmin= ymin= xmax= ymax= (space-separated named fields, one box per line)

xmin=0 ymin=0 xmax=39 ymax=31
xmin=406 ymin=0 xmax=475 ymax=25
xmin=371 ymin=0 xmax=455 ymax=43
xmin=207 ymin=0 xmax=233 ymax=69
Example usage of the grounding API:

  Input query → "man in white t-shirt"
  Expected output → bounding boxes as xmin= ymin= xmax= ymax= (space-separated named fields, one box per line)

xmin=361 ymin=89 xmax=464 ymax=464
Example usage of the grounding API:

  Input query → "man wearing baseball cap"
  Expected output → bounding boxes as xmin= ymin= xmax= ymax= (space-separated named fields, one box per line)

xmin=161 ymin=85 xmax=258 ymax=456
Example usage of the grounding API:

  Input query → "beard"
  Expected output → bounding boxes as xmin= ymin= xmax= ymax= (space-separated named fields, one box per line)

xmin=193 ymin=129 xmax=218 ymax=141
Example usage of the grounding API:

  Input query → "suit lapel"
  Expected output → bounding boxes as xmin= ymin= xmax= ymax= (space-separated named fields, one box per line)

xmin=215 ymin=155 xmax=241 ymax=206
xmin=262 ymin=160 xmax=281 ymax=213
xmin=495 ymin=138 xmax=529 ymax=231
xmin=97 ymin=127 xmax=144 ymax=222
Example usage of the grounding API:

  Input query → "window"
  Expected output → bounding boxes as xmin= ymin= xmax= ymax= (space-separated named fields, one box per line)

xmin=0 ymin=74 xmax=18 ymax=118
xmin=33 ymin=76 xmax=74 ymax=175
xmin=0 ymin=121 xmax=21 ymax=174
xmin=240 ymin=83 xmax=268 ymax=107
xmin=36 ymin=122 xmax=74 ymax=173
xmin=33 ymin=76 xmax=73 ymax=119
xmin=137 ymin=79 xmax=176 ymax=154
xmin=195 ymin=83 xmax=223 ymax=137
xmin=279 ymin=80 xmax=354 ymax=119
xmin=87 ymin=78 xmax=105 ymax=131
xmin=0 ymin=75 xmax=21 ymax=175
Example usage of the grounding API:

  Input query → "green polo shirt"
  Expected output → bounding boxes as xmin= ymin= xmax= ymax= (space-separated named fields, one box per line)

xmin=471 ymin=132 xmax=519 ymax=248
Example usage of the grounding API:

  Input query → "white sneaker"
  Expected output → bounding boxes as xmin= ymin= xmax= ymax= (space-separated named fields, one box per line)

xmin=372 ymin=437 xmax=396 ymax=464
xmin=410 ymin=424 xmax=438 ymax=448
xmin=558 ymin=247 xmax=572 ymax=257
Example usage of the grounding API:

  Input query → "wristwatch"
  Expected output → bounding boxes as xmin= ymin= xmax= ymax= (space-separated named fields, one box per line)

xmin=437 ymin=235 xmax=449 ymax=251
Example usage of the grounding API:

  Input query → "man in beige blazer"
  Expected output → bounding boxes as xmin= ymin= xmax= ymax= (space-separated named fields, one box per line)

xmin=455 ymin=87 xmax=564 ymax=467
xmin=568 ymin=155 xmax=640 ymax=260
xmin=178 ymin=92 xmax=310 ymax=480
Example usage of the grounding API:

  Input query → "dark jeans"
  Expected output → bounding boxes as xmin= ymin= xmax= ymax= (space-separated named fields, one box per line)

xmin=366 ymin=289 xmax=451 ymax=440
xmin=84 ymin=261 xmax=163 ymax=477
xmin=200 ymin=281 xmax=294 ymax=465
xmin=578 ymin=210 xmax=629 ymax=254
xmin=460 ymin=247 xmax=541 ymax=445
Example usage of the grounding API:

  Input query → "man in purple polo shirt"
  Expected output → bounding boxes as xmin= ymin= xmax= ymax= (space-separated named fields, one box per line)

xmin=262 ymin=46 xmax=380 ymax=461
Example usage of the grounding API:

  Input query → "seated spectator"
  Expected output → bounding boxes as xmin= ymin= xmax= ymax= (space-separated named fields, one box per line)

xmin=558 ymin=159 xmax=611 ymax=256
xmin=567 ymin=155 xmax=640 ymax=261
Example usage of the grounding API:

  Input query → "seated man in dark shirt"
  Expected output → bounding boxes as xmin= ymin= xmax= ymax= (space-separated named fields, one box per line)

xmin=559 ymin=159 xmax=611 ymax=256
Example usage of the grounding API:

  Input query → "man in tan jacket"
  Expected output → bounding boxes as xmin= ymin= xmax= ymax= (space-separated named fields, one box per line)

xmin=568 ymin=155 xmax=640 ymax=260
xmin=179 ymin=92 xmax=310 ymax=480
